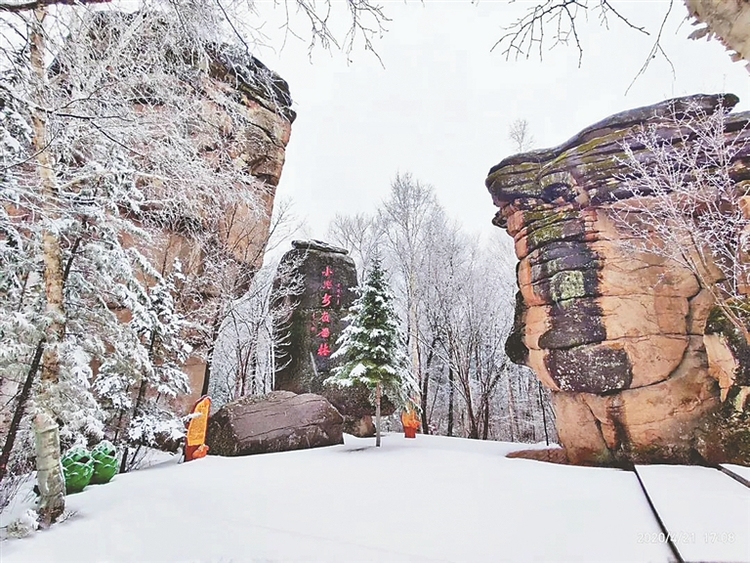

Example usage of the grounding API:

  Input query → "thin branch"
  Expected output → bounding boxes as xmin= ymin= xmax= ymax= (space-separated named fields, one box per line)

xmin=0 ymin=0 xmax=110 ymax=14
xmin=494 ymin=0 xmax=647 ymax=66
xmin=625 ymin=0 xmax=675 ymax=95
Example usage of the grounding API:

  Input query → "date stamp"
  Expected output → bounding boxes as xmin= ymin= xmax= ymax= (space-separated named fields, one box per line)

xmin=703 ymin=532 xmax=737 ymax=544
xmin=637 ymin=532 xmax=737 ymax=544
xmin=637 ymin=532 xmax=696 ymax=544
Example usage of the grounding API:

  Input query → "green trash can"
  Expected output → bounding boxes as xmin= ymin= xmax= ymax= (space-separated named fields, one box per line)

xmin=90 ymin=441 xmax=118 ymax=484
xmin=61 ymin=446 xmax=94 ymax=494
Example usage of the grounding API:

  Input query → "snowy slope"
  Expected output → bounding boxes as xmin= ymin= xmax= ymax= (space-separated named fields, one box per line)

xmin=1 ymin=434 xmax=672 ymax=563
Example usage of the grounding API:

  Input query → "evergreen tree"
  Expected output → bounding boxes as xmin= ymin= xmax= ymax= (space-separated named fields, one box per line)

xmin=326 ymin=258 xmax=416 ymax=447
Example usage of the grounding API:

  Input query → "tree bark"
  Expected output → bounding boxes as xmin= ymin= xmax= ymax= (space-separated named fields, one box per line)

xmin=505 ymin=371 xmax=517 ymax=442
xmin=685 ymin=0 xmax=750 ymax=68
xmin=538 ymin=381 xmax=550 ymax=446
xmin=481 ymin=396 xmax=490 ymax=440
xmin=420 ymin=359 xmax=429 ymax=435
xmin=31 ymin=8 xmax=65 ymax=382
xmin=33 ymin=411 xmax=65 ymax=527
xmin=201 ymin=314 xmax=222 ymax=396
xmin=447 ymin=366 xmax=454 ymax=437
xmin=30 ymin=6 xmax=66 ymax=522
xmin=408 ymin=296 xmax=428 ymax=435
xmin=375 ymin=382 xmax=381 ymax=448
xmin=121 ymin=370 xmax=149 ymax=473
xmin=0 ymin=232 xmax=86 ymax=484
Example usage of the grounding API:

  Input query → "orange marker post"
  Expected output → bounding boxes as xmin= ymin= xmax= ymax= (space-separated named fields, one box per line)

xmin=185 ymin=396 xmax=211 ymax=461
xmin=401 ymin=409 xmax=420 ymax=439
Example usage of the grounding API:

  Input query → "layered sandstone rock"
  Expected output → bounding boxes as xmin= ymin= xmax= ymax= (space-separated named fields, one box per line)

xmin=486 ymin=93 xmax=750 ymax=465
xmin=165 ymin=50 xmax=294 ymax=409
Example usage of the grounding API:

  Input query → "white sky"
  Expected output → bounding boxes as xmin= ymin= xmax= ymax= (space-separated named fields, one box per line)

xmin=251 ymin=1 xmax=750 ymax=241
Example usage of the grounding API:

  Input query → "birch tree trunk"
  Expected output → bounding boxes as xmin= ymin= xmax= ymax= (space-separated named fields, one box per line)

xmin=537 ymin=381 xmax=550 ymax=446
xmin=375 ymin=382 xmax=381 ymax=448
xmin=447 ymin=366 xmax=454 ymax=437
xmin=408 ymin=292 xmax=427 ymax=434
xmin=505 ymin=372 xmax=517 ymax=442
xmin=30 ymin=6 xmax=66 ymax=521
xmin=34 ymin=412 xmax=65 ymax=527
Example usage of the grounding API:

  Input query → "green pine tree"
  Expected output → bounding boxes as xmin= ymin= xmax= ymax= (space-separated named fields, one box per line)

xmin=326 ymin=258 xmax=417 ymax=447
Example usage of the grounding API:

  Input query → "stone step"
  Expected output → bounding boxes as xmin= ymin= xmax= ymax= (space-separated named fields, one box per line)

xmin=634 ymin=465 xmax=750 ymax=563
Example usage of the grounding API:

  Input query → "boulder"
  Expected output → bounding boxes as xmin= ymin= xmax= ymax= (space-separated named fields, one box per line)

xmin=486 ymin=93 xmax=750 ymax=465
xmin=206 ymin=391 xmax=344 ymax=456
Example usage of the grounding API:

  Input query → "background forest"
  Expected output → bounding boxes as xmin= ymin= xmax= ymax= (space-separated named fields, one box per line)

xmin=209 ymin=172 xmax=555 ymax=445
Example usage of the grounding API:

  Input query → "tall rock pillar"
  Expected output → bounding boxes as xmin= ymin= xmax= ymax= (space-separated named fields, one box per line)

xmin=486 ymin=94 xmax=750 ymax=465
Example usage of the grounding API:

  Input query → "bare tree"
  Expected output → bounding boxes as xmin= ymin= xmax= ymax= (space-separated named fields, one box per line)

xmin=494 ymin=0 xmax=676 ymax=85
xmin=327 ymin=180 xmax=556 ymax=443
xmin=326 ymin=212 xmax=384 ymax=281
xmin=379 ymin=173 xmax=440 ymax=432
xmin=614 ymin=99 xmax=750 ymax=343
xmin=209 ymin=265 xmax=290 ymax=404
xmin=495 ymin=1 xmax=647 ymax=63
xmin=208 ymin=250 xmax=306 ymax=409
xmin=508 ymin=118 xmax=535 ymax=153
xmin=0 ymin=0 xmax=109 ymax=12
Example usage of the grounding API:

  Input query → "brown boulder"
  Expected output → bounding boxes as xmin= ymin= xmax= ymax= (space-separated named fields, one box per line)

xmin=206 ymin=391 xmax=344 ymax=456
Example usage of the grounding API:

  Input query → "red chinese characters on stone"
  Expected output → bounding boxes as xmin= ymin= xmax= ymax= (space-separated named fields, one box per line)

xmin=316 ymin=265 xmax=335 ymax=357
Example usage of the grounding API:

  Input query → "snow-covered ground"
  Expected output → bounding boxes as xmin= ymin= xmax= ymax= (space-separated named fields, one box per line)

xmin=635 ymin=465 xmax=750 ymax=563
xmin=1 ymin=434 xmax=676 ymax=562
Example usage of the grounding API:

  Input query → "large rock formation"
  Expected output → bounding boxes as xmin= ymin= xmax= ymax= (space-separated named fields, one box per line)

xmin=169 ymin=48 xmax=294 ymax=410
xmin=206 ymin=391 xmax=344 ymax=456
xmin=272 ymin=240 xmax=392 ymax=436
xmin=89 ymin=27 xmax=295 ymax=410
xmin=486 ymin=93 xmax=750 ymax=465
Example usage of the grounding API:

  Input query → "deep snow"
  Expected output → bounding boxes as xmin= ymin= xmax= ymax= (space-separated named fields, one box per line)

xmin=1 ymin=434 xmax=674 ymax=562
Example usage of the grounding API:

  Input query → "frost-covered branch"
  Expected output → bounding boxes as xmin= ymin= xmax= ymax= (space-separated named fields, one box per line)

xmin=494 ymin=0 xmax=649 ymax=67
xmin=613 ymin=99 xmax=750 ymax=343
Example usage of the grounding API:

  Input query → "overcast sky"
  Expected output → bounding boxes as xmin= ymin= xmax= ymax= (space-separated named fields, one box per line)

xmin=251 ymin=1 xmax=750 ymax=244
